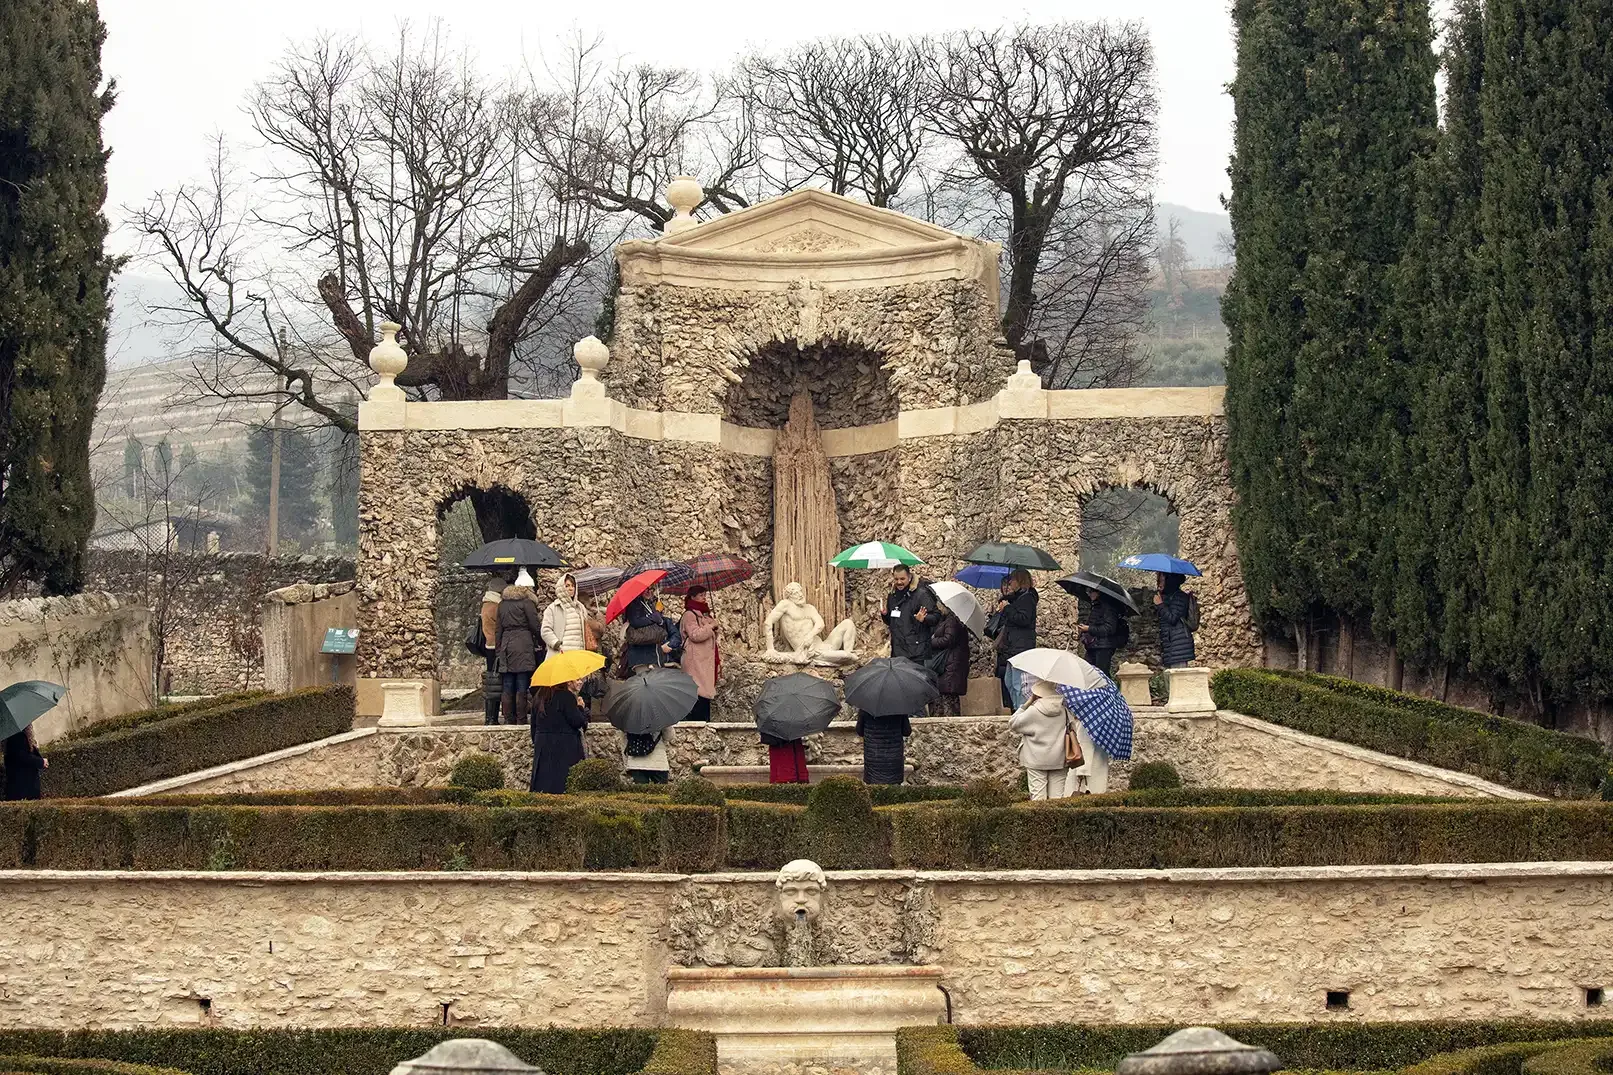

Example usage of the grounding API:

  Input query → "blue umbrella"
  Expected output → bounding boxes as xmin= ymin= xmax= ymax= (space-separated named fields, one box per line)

xmin=1056 ymin=676 xmax=1134 ymax=760
xmin=955 ymin=564 xmax=1011 ymax=588
xmin=1117 ymin=553 xmax=1201 ymax=577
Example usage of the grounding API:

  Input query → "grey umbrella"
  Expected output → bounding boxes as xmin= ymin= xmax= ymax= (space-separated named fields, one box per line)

xmin=0 ymin=681 xmax=66 ymax=740
xmin=754 ymin=673 xmax=842 ymax=741
xmin=963 ymin=541 xmax=1061 ymax=571
xmin=603 ymin=668 xmax=701 ymax=735
xmin=1056 ymin=570 xmax=1141 ymax=615
xmin=843 ymin=658 xmax=939 ymax=717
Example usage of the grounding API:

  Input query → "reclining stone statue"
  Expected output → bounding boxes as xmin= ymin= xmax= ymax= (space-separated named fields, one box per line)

xmin=761 ymin=582 xmax=859 ymax=666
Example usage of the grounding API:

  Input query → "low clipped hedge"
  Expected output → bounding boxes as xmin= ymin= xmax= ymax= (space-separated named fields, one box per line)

xmin=35 ymin=686 xmax=354 ymax=799
xmin=56 ymin=693 xmax=268 ymax=744
xmin=1520 ymin=1040 xmax=1613 ymax=1075
xmin=0 ymin=1060 xmax=190 ymax=1075
xmin=0 ymin=1028 xmax=716 ymax=1075
xmin=2 ymin=794 xmax=1609 ymax=872
xmin=897 ymin=1021 xmax=1613 ymax=1075
xmin=1211 ymin=668 xmax=1612 ymax=798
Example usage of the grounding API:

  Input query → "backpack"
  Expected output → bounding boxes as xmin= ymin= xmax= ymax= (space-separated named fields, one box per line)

xmin=1185 ymin=593 xmax=1201 ymax=633
xmin=624 ymin=732 xmax=660 ymax=758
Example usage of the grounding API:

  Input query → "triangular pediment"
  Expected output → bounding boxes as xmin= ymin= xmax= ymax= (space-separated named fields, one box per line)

xmin=658 ymin=189 xmax=965 ymax=255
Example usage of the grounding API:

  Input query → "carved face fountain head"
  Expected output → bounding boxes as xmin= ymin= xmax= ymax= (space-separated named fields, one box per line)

xmin=783 ymin=582 xmax=807 ymax=605
xmin=775 ymin=859 xmax=827 ymax=924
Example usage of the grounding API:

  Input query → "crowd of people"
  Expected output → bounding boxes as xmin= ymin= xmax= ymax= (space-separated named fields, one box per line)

xmin=468 ymin=559 xmax=1200 ymax=799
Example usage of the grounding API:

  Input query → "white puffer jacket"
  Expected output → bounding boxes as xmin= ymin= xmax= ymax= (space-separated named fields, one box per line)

xmin=542 ymin=573 xmax=589 ymax=653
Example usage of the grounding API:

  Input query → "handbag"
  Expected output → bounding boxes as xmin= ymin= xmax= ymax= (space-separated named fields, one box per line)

xmin=624 ymin=623 xmax=667 ymax=647
xmin=1064 ymin=721 xmax=1085 ymax=767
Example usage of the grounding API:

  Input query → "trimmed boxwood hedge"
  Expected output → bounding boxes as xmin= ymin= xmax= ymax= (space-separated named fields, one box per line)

xmin=33 ymin=686 xmax=354 ymax=799
xmin=2 ymin=795 xmax=1609 ymax=871
xmin=1520 ymin=1040 xmax=1613 ymax=1075
xmin=1211 ymin=668 xmax=1612 ymax=798
xmin=56 ymin=693 xmax=268 ymax=744
xmin=896 ymin=1022 xmax=1613 ymax=1075
xmin=0 ymin=1028 xmax=715 ymax=1075
xmin=0 ymin=1059 xmax=190 ymax=1075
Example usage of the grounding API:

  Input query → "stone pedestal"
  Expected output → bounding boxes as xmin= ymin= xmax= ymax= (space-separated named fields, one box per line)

xmin=665 ymin=965 xmax=947 ymax=1070
xmin=963 ymin=676 xmax=1006 ymax=716
xmin=1165 ymin=667 xmax=1215 ymax=713
xmin=377 ymin=681 xmax=431 ymax=727
xmin=1117 ymin=662 xmax=1154 ymax=709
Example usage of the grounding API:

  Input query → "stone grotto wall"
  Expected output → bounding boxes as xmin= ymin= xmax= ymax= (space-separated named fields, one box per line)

xmin=84 ymin=552 xmax=354 ymax=695
xmin=2 ymin=862 xmax=1604 ymax=1029
xmin=134 ymin=709 xmax=1526 ymax=801
xmin=0 ymin=593 xmax=153 ymax=745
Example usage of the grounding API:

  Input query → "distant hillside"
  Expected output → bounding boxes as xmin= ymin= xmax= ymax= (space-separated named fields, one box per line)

xmin=1156 ymin=202 xmax=1231 ymax=268
xmin=107 ymin=271 xmax=189 ymax=368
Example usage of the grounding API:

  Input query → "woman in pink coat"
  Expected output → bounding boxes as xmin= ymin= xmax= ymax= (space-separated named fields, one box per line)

xmin=679 ymin=587 xmax=720 ymax=722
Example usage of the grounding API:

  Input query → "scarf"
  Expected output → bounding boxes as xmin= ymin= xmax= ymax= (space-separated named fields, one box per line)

xmin=686 ymin=596 xmax=720 ymax=680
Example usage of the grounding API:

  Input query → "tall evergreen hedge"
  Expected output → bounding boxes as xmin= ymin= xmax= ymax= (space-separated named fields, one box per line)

xmin=0 ymin=0 xmax=115 ymax=596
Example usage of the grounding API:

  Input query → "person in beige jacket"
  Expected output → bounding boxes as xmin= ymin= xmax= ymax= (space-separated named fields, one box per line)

xmin=1007 ymin=677 xmax=1073 ymax=799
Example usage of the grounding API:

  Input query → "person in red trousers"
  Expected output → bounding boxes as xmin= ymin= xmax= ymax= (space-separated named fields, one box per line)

xmin=761 ymin=731 xmax=809 ymax=783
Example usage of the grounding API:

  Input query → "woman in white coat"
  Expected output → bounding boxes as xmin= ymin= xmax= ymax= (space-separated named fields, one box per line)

xmin=1007 ymin=677 xmax=1072 ymax=799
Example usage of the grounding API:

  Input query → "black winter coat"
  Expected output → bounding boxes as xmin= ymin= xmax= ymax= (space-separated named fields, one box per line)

xmin=1158 ymin=589 xmax=1196 ymax=666
xmin=496 ymin=586 xmax=546 ymax=674
xmin=1082 ymin=595 xmax=1126 ymax=651
xmin=3 ymin=732 xmax=45 ymax=801
xmin=884 ymin=582 xmax=938 ymax=661
xmin=928 ymin=611 xmax=971 ymax=696
xmin=530 ymin=688 xmax=589 ymax=794
xmin=994 ymin=588 xmax=1039 ymax=671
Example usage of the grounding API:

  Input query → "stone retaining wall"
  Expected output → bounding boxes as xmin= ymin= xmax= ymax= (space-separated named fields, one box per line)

xmin=0 ymin=593 xmax=153 ymax=745
xmin=136 ymin=710 xmax=1529 ymax=800
xmin=0 ymin=862 xmax=1605 ymax=1029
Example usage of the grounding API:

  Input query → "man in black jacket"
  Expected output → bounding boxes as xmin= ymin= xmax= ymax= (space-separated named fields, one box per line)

xmin=992 ymin=569 xmax=1039 ymax=709
xmin=884 ymin=565 xmax=938 ymax=662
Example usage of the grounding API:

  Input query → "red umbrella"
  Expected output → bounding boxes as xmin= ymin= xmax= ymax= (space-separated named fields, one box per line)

xmin=666 ymin=552 xmax=755 ymax=595
xmin=605 ymin=569 xmax=667 ymax=624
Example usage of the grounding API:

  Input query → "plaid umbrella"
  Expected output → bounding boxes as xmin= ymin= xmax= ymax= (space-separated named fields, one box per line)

xmin=572 ymin=566 xmax=625 ymax=600
xmin=1056 ymin=675 xmax=1134 ymax=760
xmin=666 ymin=552 xmax=754 ymax=596
xmin=626 ymin=557 xmax=695 ymax=590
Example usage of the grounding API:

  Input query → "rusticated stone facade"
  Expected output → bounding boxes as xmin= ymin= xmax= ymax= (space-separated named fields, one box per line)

xmin=355 ymin=187 xmax=1259 ymax=712
xmin=2 ymin=863 xmax=1607 ymax=1029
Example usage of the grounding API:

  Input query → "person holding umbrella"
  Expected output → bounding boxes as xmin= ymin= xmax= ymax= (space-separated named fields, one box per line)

xmin=604 ymin=667 xmax=700 ymax=785
xmin=1008 ymin=677 xmax=1074 ymax=800
xmin=754 ymin=672 xmax=840 ymax=784
xmin=529 ymin=655 xmax=599 ymax=794
xmin=991 ymin=569 xmax=1040 ymax=711
xmin=607 ymin=570 xmax=683 ymax=675
xmin=1079 ymin=589 xmax=1129 ymax=676
xmin=1 ymin=681 xmax=65 ymax=801
xmin=845 ymin=657 xmax=938 ymax=785
xmin=679 ymin=586 xmax=720 ymax=722
xmin=1155 ymin=573 xmax=1198 ymax=668
xmin=496 ymin=572 xmax=546 ymax=724
xmin=925 ymin=602 xmax=971 ymax=717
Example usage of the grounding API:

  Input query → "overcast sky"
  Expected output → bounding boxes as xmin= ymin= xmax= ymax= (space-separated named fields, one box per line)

xmin=98 ymin=0 xmax=1238 ymax=254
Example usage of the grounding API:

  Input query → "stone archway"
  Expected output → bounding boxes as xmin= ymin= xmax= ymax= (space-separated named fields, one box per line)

xmin=433 ymin=485 xmax=535 ymax=691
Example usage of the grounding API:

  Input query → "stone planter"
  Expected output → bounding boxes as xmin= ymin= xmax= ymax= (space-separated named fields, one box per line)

xmin=665 ymin=964 xmax=947 ymax=1068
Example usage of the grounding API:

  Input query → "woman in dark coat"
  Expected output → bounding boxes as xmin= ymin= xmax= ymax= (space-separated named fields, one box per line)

xmin=1156 ymin=573 xmax=1196 ymax=668
xmin=530 ymin=679 xmax=589 ymax=794
xmin=991 ymin=569 xmax=1039 ymax=710
xmin=1079 ymin=588 xmax=1128 ymax=676
xmin=3 ymin=726 xmax=47 ymax=801
xmin=856 ymin=710 xmax=912 ymax=785
xmin=927 ymin=605 xmax=970 ymax=716
xmin=496 ymin=582 xmax=545 ymax=724
xmin=621 ymin=593 xmax=682 ymax=674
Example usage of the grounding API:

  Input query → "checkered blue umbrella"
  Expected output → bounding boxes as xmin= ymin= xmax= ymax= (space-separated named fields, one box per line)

xmin=1056 ymin=675 xmax=1134 ymax=760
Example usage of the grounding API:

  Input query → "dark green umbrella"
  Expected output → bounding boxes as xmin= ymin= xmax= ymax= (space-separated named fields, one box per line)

xmin=0 ymin=681 xmax=66 ymax=740
xmin=603 ymin=668 xmax=700 ymax=735
xmin=843 ymin=658 xmax=938 ymax=717
xmin=754 ymin=673 xmax=842 ymax=741
xmin=963 ymin=542 xmax=1061 ymax=572
xmin=462 ymin=538 xmax=566 ymax=570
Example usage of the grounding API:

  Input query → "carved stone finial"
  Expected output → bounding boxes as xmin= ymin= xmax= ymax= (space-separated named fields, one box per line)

xmin=368 ymin=321 xmax=408 ymax=402
xmin=664 ymin=176 xmax=704 ymax=235
xmin=573 ymin=336 xmax=610 ymax=382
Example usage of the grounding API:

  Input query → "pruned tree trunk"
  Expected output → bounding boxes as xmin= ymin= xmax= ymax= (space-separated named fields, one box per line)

xmin=772 ymin=391 xmax=845 ymax=625
xmin=1387 ymin=644 xmax=1404 ymax=692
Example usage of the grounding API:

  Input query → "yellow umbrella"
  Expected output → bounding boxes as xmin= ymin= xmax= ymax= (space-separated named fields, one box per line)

xmin=532 ymin=650 xmax=606 ymax=687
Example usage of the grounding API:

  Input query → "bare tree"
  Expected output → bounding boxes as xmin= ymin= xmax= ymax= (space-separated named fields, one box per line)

xmin=732 ymin=36 xmax=931 ymax=208
xmin=928 ymin=22 xmax=1158 ymax=378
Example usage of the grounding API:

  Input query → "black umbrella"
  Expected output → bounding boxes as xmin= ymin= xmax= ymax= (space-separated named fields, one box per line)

xmin=1056 ymin=570 xmax=1141 ymax=615
xmin=462 ymin=538 xmax=567 ymax=570
xmin=843 ymin=658 xmax=939 ymax=717
xmin=754 ymin=673 xmax=842 ymax=741
xmin=963 ymin=541 xmax=1061 ymax=572
xmin=603 ymin=668 xmax=701 ymax=735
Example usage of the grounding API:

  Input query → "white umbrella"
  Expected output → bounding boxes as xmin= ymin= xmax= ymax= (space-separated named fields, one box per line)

xmin=929 ymin=581 xmax=987 ymax=638
xmin=1008 ymin=648 xmax=1104 ymax=689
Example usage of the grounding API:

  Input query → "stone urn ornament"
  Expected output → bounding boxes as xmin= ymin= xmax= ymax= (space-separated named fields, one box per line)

xmin=664 ymin=176 xmax=704 ymax=235
xmin=368 ymin=321 xmax=408 ymax=402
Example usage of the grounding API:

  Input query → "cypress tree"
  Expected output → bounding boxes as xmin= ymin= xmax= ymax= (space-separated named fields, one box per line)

xmin=0 ymin=0 xmax=115 ymax=595
xmin=1391 ymin=0 xmax=1487 ymax=670
xmin=1224 ymin=0 xmax=1316 ymax=632
xmin=1473 ymin=0 xmax=1613 ymax=707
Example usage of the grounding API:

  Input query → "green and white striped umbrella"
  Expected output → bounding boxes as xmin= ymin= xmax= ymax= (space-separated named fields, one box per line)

xmin=829 ymin=542 xmax=924 ymax=569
